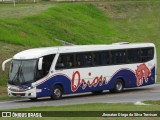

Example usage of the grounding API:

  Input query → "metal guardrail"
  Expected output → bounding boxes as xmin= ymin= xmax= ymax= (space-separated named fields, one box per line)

xmin=55 ymin=38 xmax=75 ymax=46
xmin=0 ymin=0 xmax=12 ymax=1
xmin=0 ymin=0 xmax=38 ymax=2
xmin=0 ymin=0 xmax=102 ymax=2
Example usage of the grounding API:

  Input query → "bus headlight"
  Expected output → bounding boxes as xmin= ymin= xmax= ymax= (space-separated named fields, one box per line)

xmin=27 ymin=87 xmax=33 ymax=90
xmin=28 ymin=87 xmax=31 ymax=90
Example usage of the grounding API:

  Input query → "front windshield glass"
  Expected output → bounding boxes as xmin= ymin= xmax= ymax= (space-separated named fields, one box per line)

xmin=9 ymin=59 xmax=37 ymax=85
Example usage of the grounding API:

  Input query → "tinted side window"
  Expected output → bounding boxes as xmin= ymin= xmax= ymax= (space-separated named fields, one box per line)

xmin=93 ymin=51 xmax=110 ymax=66
xmin=43 ymin=54 xmax=55 ymax=73
xmin=75 ymin=53 xmax=84 ymax=67
xmin=93 ymin=52 xmax=100 ymax=66
xmin=111 ymin=50 xmax=127 ymax=64
xmin=36 ymin=54 xmax=55 ymax=80
xmin=75 ymin=53 xmax=93 ymax=67
xmin=128 ymin=49 xmax=141 ymax=63
xmin=56 ymin=54 xmax=75 ymax=69
xmin=83 ymin=53 xmax=93 ymax=67
xmin=100 ymin=52 xmax=110 ymax=65
xmin=66 ymin=54 xmax=75 ymax=68
xmin=141 ymin=47 xmax=154 ymax=62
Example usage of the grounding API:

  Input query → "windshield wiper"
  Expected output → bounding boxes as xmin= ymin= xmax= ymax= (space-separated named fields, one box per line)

xmin=10 ymin=64 xmax=21 ymax=85
xmin=19 ymin=64 xmax=25 ymax=83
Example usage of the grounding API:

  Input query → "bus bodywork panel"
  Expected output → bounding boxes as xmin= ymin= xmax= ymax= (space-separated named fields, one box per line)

xmin=7 ymin=62 xmax=156 ymax=98
xmin=35 ymin=62 xmax=155 ymax=97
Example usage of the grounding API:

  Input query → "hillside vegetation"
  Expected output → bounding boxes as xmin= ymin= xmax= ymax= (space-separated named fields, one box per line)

xmin=0 ymin=3 xmax=116 ymax=47
xmin=0 ymin=1 xmax=159 ymax=88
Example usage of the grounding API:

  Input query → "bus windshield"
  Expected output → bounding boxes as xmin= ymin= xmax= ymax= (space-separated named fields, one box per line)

xmin=8 ymin=59 xmax=37 ymax=85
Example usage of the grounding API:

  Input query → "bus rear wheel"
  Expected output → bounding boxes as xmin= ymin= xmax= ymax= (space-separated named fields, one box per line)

xmin=110 ymin=79 xmax=124 ymax=93
xmin=92 ymin=90 xmax=103 ymax=95
xmin=51 ymin=85 xmax=63 ymax=100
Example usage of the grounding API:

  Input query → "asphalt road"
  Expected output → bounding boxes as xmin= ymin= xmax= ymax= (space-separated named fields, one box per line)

xmin=0 ymin=83 xmax=160 ymax=110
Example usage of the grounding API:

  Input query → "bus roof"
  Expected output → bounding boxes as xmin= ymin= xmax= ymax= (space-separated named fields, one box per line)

xmin=13 ymin=43 xmax=155 ymax=59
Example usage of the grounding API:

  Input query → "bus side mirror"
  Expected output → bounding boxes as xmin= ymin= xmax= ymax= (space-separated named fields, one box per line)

xmin=38 ymin=57 xmax=43 ymax=70
xmin=2 ymin=58 xmax=12 ymax=71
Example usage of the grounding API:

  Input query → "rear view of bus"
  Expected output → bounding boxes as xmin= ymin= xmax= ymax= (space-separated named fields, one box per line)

xmin=2 ymin=43 xmax=157 ymax=100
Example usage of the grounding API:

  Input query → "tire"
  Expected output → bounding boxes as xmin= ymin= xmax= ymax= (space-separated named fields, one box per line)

xmin=110 ymin=79 xmax=124 ymax=93
xmin=109 ymin=89 xmax=115 ymax=93
xmin=29 ymin=98 xmax=37 ymax=101
xmin=92 ymin=90 xmax=103 ymax=95
xmin=51 ymin=85 xmax=63 ymax=100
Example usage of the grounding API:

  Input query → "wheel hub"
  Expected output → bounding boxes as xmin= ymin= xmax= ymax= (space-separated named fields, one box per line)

xmin=54 ymin=89 xmax=61 ymax=98
xmin=116 ymin=82 xmax=122 ymax=91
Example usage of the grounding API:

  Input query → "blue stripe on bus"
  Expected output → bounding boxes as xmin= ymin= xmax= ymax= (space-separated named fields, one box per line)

xmin=36 ymin=67 xmax=155 ymax=98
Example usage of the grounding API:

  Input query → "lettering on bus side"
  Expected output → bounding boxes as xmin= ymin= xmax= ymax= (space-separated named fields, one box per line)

xmin=71 ymin=71 xmax=107 ymax=92
xmin=135 ymin=64 xmax=151 ymax=86
xmin=70 ymin=63 xmax=152 ymax=92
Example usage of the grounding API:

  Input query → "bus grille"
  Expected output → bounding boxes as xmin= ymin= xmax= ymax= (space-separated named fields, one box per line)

xmin=12 ymin=93 xmax=25 ymax=96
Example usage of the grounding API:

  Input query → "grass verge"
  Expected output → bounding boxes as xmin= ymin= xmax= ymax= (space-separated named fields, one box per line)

xmin=144 ymin=100 xmax=160 ymax=105
xmin=0 ymin=103 xmax=160 ymax=120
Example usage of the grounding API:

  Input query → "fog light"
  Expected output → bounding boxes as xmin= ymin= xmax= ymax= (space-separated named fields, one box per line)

xmin=31 ymin=93 xmax=34 ymax=96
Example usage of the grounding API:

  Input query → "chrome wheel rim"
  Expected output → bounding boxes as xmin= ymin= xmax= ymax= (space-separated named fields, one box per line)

xmin=54 ymin=88 xmax=61 ymax=98
xmin=116 ymin=82 xmax=122 ymax=91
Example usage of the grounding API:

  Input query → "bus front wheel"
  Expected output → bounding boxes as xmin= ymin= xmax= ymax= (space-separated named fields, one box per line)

xmin=51 ymin=85 xmax=63 ymax=100
xmin=29 ymin=98 xmax=37 ymax=101
xmin=110 ymin=79 xmax=124 ymax=93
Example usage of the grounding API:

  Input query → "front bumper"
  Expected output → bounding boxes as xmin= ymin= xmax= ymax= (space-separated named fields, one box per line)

xmin=8 ymin=87 xmax=37 ymax=98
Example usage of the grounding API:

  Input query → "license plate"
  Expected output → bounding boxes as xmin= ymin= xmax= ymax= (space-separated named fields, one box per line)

xmin=16 ymin=94 xmax=21 ymax=97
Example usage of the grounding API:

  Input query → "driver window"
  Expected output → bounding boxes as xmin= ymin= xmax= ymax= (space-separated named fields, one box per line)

xmin=36 ymin=54 xmax=55 ymax=80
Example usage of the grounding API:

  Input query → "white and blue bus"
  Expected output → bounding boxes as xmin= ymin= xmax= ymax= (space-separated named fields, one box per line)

xmin=2 ymin=42 xmax=157 ymax=100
